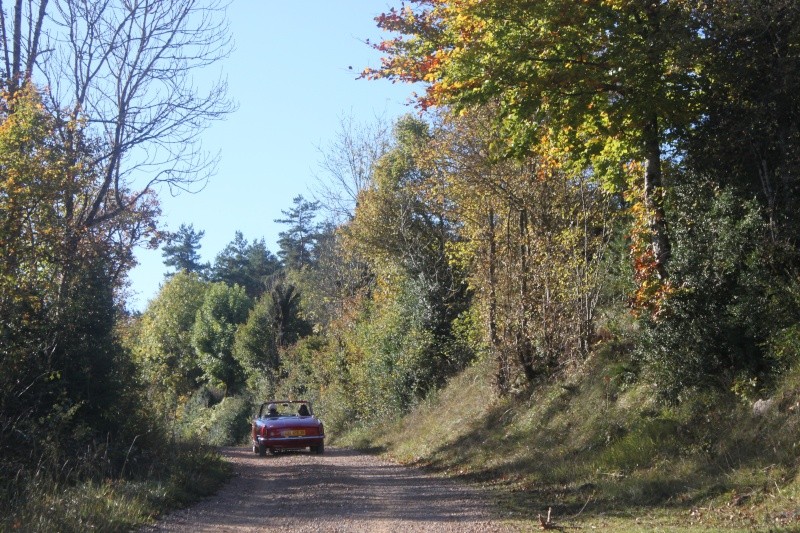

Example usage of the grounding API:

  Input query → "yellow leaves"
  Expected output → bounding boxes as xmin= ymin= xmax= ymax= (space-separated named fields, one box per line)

xmin=0 ymin=84 xmax=106 ymax=309
xmin=625 ymin=178 xmax=674 ymax=318
xmin=599 ymin=0 xmax=628 ymax=8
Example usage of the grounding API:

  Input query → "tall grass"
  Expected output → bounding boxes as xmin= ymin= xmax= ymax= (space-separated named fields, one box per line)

xmin=0 ymin=441 xmax=230 ymax=532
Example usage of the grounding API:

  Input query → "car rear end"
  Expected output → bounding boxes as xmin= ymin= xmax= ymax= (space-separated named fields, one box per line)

xmin=260 ymin=418 xmax=324 ymax=452
xmin=253 ymin=411 xmax=325 ymax=456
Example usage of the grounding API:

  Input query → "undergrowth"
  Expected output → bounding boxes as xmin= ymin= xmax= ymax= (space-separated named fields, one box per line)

xmin=333 ymin=351 xmax=800 ymax=531
xmin=0 ymin=442 xmax=231 ymax=532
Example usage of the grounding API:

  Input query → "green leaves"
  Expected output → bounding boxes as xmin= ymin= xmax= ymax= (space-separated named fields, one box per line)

xmin=191 ymin=283 xmax=251 ymax=394
xmin=134 ymin=271 xmax=209 ymax=398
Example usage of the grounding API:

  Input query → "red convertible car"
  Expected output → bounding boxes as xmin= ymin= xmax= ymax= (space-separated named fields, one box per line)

xmin=251 ymin=400 xmax=325 ymax=456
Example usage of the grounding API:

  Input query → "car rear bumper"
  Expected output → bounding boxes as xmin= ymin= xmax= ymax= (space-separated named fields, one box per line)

xmin=256 ymin=436 xmax=324 ymax=449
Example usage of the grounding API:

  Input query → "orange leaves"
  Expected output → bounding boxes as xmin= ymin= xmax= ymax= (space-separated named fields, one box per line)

xmin=625 ymin=180 xmax=674 ymax=318
xmin=367 ymin=1 xmax=455 ymax=108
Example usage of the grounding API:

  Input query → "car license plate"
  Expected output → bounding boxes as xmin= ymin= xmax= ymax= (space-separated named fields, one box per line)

xmin=283 ymin=429 xmax=306 ymax=437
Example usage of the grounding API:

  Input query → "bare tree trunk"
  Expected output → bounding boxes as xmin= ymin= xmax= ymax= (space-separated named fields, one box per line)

xmin=487 ymin=207 xmax=508 ymax=394
xmin=10 ymin=0 xmax=21 ymax=90
xmin=577 ymin=177 xmax=597 ymax=358
xmin=0 ymin=0 xmax=47 ymax=93
xmin=25 ymin=0 xmax=47 ymax=78
xmin=517 ymin=208 xmax=536 ymax=382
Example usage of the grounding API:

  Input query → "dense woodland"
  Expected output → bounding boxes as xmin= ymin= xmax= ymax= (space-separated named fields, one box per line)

xmin=3 ymin=0 xmax=800 ymax=529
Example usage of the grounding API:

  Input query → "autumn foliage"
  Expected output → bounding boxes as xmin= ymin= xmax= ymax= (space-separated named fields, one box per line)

xmin=355 ymin=0 xmax=800 ymax=403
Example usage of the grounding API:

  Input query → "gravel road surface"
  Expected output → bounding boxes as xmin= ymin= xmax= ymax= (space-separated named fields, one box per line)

xmin=142 ymin=446 xmax=526 ymax=532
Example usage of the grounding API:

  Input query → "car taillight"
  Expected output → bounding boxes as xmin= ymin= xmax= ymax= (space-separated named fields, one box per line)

xmin=260 ymin=426 xmax=267 ymax=437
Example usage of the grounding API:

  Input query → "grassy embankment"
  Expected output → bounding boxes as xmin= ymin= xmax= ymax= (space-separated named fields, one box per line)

xmin=334 ymin=349 xmax=800 ymax=532
xmin=1 ymin=443 xmax=231 ymax=532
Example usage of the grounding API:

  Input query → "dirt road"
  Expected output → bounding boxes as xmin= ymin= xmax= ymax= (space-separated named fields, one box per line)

xmin=142 ymin=446 xmax=526 ymax=532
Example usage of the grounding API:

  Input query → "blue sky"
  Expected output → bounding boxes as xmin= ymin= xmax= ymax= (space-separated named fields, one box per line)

xmin=128 ymin=1 xmax=415 ymax=311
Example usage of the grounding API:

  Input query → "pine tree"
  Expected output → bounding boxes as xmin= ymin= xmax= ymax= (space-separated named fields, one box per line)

xmin=162 ymin=223 xmax=208 ymax=277
xmin=275 ymin=195 xmax=321 ymax=271
xmin=210 ymin=232 xmax=281 ymax=299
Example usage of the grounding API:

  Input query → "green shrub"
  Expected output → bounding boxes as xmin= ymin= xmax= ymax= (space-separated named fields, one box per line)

xmin=205 ymin=396 xmax=251 ymax=446
xmin=178 ymin=388 xmax=250 ymax=445
xmin=639 ymin=181 xmax=774 ymax=400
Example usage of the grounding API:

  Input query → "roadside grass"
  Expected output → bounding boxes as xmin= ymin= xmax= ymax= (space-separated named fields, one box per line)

xmin=333 ymin=353 xmax=800 ymax=531
xmin=0 ymin=442 xmax=231 ymax=532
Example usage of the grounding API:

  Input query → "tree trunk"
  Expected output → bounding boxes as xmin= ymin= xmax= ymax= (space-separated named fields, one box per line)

xmin=517 ymin=208 xmax=536 ymax=382
xmin=487 ymin=208 xmax=507 ymax=394
xmin=0 ymin=0 xmax=47 ymax=93
xmin=643 ymin=114 xmax=671 ymax=279
xmin=10 ymin=0 xmax=22 ymax=90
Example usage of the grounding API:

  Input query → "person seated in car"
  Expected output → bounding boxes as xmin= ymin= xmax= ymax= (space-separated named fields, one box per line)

xmin=297 ymin=404 xmax=310 ymax=417
xmin=266 ymin=403 xmax=279 ymax=417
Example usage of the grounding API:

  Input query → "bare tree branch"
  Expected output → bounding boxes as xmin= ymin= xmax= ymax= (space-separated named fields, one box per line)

xmin=313 ymin=112 xmax=393 ymax=223
xmin=26 ymin=0 xmax=236 ymax=229
xmin=0 ymin=0 xmax=234 ymax=303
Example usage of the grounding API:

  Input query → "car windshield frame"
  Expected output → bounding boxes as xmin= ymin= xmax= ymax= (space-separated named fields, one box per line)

xmin=258 ymin=400 xmax=314 ymax=418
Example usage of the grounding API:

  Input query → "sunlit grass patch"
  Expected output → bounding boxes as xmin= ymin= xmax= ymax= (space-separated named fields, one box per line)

xmin=335 ymin=349 xmax=800 ymax=531
xmin=11 ymin=481 xmax=160 ymax=532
